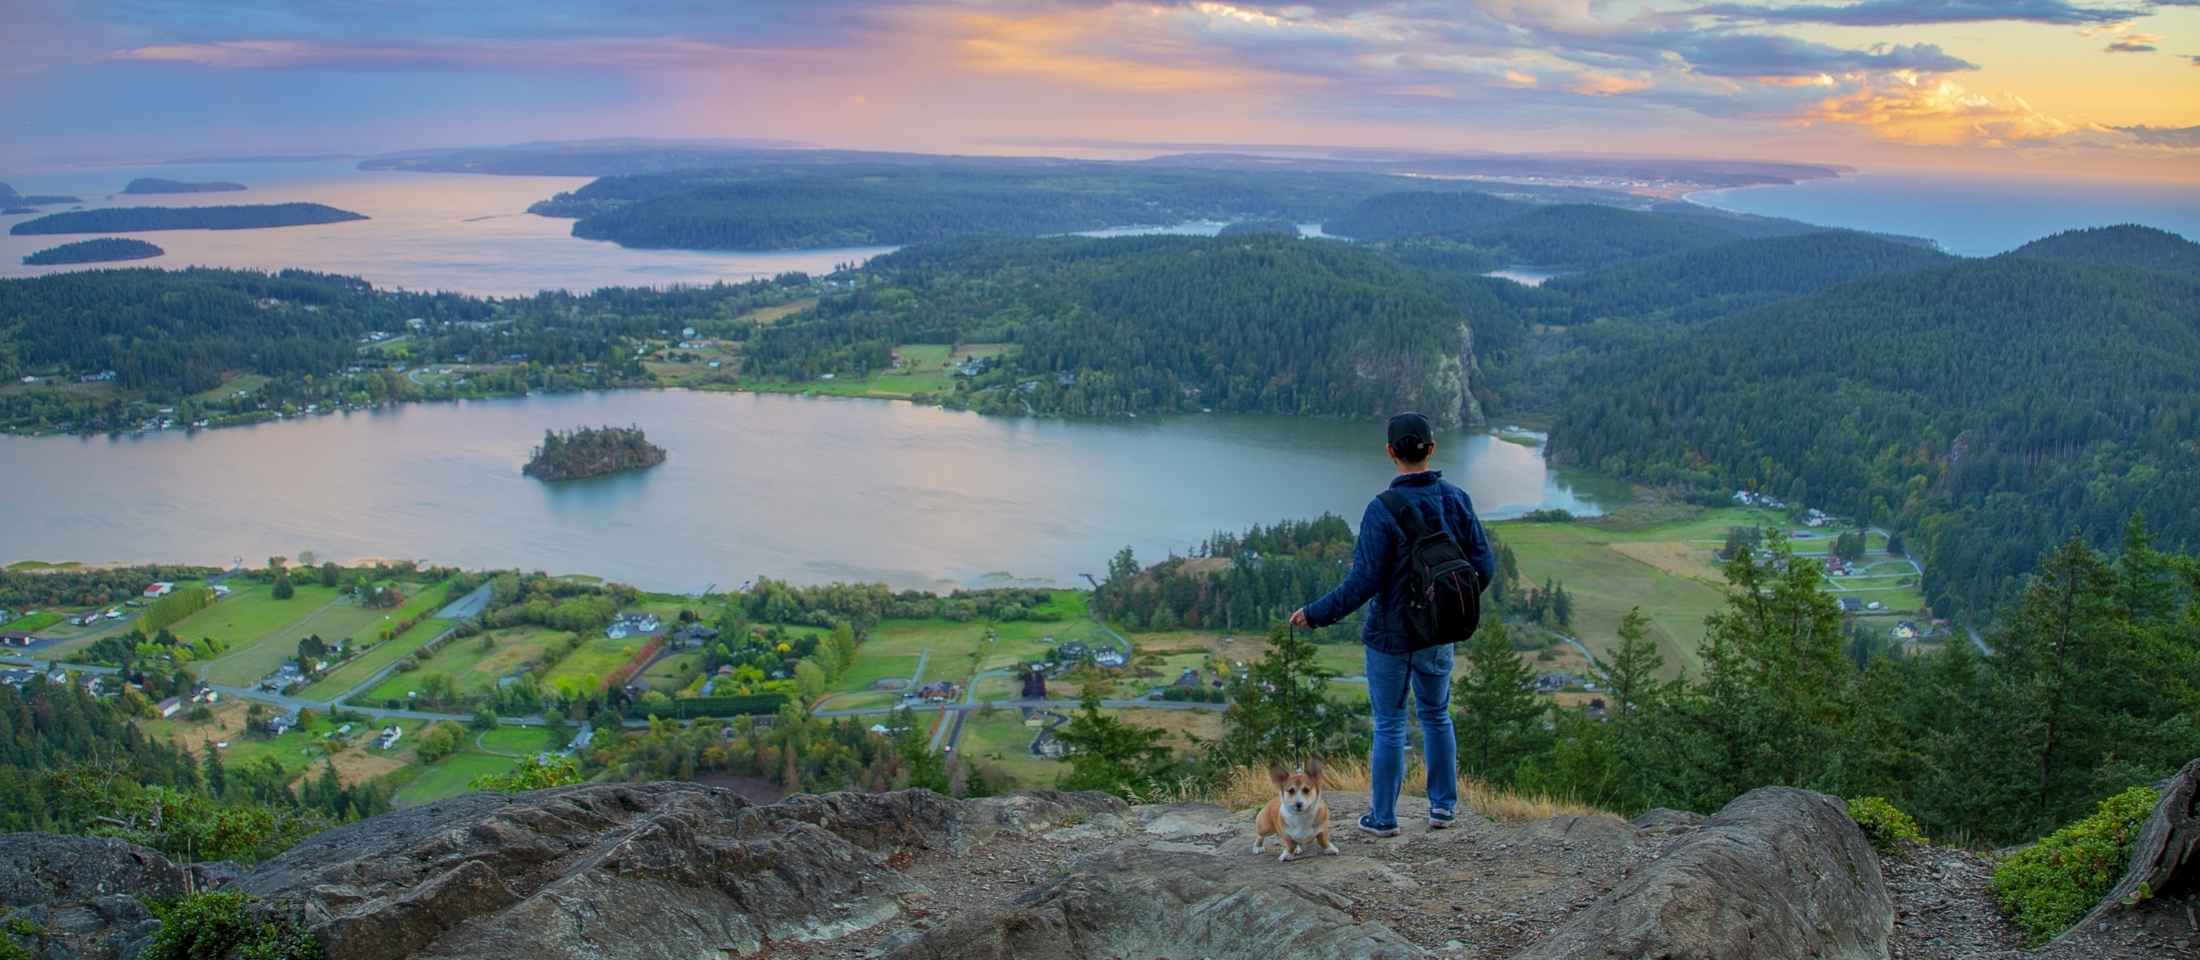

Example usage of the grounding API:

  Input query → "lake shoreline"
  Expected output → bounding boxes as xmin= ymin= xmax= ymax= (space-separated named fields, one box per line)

xmin=0 ymin=389 xmax=1609 ymax=592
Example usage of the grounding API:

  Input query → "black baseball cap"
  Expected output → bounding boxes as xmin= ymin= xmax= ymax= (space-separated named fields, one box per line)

xmin=1387 ymin=412 xmax=1432 ymax=447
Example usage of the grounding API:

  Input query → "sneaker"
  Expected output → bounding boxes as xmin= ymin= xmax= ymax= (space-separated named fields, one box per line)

xmin=1356 ymin=814 xmax=1400 ymax=838
xmin=1428 ymin=807 xmax=1457 ymax=830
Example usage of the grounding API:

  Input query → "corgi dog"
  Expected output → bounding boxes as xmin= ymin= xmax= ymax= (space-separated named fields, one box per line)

xmin=1253 ymin=757 xmax=1339 ymax=862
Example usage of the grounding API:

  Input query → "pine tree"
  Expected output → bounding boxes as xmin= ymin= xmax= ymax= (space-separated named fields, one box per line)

xmin=1052 ymin=686 xmax=1172 ymax=799
xmin=1452 ymin=624 xmax=1545 ymax=781
xmin=1211 ymin=623 xmax=1362 ymax=769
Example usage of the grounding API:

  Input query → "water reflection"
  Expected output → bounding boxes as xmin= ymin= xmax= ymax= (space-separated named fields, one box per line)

xmin=0 ymin=391 xmax=1605 ymax=592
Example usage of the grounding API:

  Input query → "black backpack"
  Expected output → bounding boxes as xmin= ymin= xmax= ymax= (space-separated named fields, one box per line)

xmin=1377 ymin=489 xmax=1483 ymax=650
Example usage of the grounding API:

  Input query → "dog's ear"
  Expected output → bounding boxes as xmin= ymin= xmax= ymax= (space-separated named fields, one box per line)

xmin=1269 ymin=764 xmax=1290 ymax=787
xmin=1304 ymin=755 xmax=1324 ymax=784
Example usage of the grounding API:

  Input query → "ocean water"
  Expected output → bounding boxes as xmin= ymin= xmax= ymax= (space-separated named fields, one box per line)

xmin=1690 ymin=171 xmax=2200 ymax=256
xmin=0 ymin=159 xmax=894 ymax=296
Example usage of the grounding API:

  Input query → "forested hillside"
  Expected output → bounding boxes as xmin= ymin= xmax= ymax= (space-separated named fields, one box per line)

xmin=1550 ymin=256 xmax=2200 ymax=615
xmin=1540 ymin=232 xmax=1953 ymax=323
xmin=2010 ymin=224 xmax=2200 ymax=276
xmin=1322 ymin=191 xmax=1825 ymax=271
xmin=9 ymin=203 xmax=366 ymax=234
xmin=745 ymin=235 xmax=1490 ymax=425
xmin=0 ymin=268 xmax=482 ymax=394
xmin=534 ymin=161 xmax=1473 ymax=250
xmin=1321 ymin=190 xmax=1534 ymax=241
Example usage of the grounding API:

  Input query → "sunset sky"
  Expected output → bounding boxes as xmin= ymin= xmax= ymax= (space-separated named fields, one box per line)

xmin=4 ymin=1 xmax=2196 ymax=179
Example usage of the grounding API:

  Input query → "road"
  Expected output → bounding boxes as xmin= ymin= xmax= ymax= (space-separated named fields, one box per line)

xmin=327 ymin=581 xmax=494 ymax=708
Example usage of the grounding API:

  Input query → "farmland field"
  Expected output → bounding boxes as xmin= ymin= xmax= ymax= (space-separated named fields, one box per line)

xmin=179 ymin=583 xmax=350 ymax=685
xmin=389 ymin=750 xmax=521 ymax=807
xmin=1 ymin=612 xmax=63 ymax=633
xmin=742 ymin=343 xmax=1014 ymax=401
xmin=543 ymin=633 xmax=652 ymax=696
xmin=357 ymin=625 xmax=571 ymax=705
xmin=957 ymin=710 xmax=1061 ymax=788
xmin=300 ymin=616 xmax=453 ymax=702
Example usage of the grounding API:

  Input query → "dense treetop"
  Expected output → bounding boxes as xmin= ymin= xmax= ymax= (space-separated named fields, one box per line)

xmin=21 ymin=237 xmax=165 ymax=265
xmin=121 ymin=178 xmax=249 ymax=194
xmin=530 ymin=160 xmax=1545 ymax=250
xmin=9 ymin=203 xmax=366 ymax=235
xmin=2009 ymin=224 xmax=2200 ymax=276
xmin=1322 ymin=191 xmax=1857 ymax=271
xmin=747 ymin=235 xmax=1485 ymax=424
xmin=1550 ymin=255 xmax=2200 ymax=615
xmin=524 ymin=424 xmax=667 ymax=481
xmin=1539 ymin=231 xmax=1954 ymax=324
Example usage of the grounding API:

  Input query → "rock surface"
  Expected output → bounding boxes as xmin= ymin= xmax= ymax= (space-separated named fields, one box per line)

xmin=1515 ymin=786 xmax=1891 ymax=960
xmin=0 ymin=834 xmax=192 ymax=960
xmin=5 ymin=779 xmax=2196 ymax=960
xmin=232 ymin=782 xmax=1124 ymax=960
xmin=884 ymin=846 xmax=1426 ymax=960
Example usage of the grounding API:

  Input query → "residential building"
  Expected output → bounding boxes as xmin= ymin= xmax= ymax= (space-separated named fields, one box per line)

xmin=143 ymin=582 xmax=174 ymax=598
xmin=155 ymin=697 xmax=182 ymax=718
xmin=374 ymin=725 xmax=404 ymax=750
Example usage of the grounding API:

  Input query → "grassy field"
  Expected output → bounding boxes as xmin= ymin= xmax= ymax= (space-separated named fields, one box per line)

xmin=181 ymin=583 xmax=352 ymax=686
xmin=835 ymin=652 xmax=921 ymax=693
xmin=389 ymin=750 xmax=519 ymax=807
xmin=543 ymin=634 xmax=651 ymax=696
xmin=1 ymin=612 xmax=62 ymax=632
xmin=477 ymin=725 xmax=559 ymax=754
xmin=357 ymin=625 xmax=571 ymax=705
xmin=142 ymin=704 xmax=414 ymax=790
xmin=743 ymin=343 xmax=1015 ymax=401
xmin=637 ymin=650 xmax=704 ymax=693
xmin=958 ymin=710 xmax=1062 ymax=788
xmin=191 ymin=373 xmax=270 ymax=403
xmin=300 ymin=616 xmax=453 ymax=702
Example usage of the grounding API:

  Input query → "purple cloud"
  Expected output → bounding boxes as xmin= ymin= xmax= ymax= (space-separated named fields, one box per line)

xmin=1690 ymin=0 xmax=2140 ymax=26
xmin=2105 ymin=40 xmax=2157 ymax=51
xmin=2114 ymin=124 xmax=2200 ymax=147
xmin=1672 ymin=35 xmax=1976 ymax=76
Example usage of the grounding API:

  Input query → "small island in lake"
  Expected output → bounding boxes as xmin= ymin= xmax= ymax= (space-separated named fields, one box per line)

xmin=0 ymin=182 xmax=81 ymax=206
xmin=22 ymin=237 xmax=165 ymax=265
xmin=122 ymin=177 xmax=249 ymax=194
xmin=524 ymin=425 xmax=667 ymax=481
xmin=9 ymin=202 xmax=368 ymax=235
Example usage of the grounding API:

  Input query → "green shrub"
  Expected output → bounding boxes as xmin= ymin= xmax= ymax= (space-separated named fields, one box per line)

xmin=1847 ymin=796 xmax=1927 ymax=853
xmin=144 ymin=891 xmax=320 ymax=960
xmin=1989 ymin=786 xmax=2158 ymax=945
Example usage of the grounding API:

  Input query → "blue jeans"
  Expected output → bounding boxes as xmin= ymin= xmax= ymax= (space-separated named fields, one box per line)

xmin=1364 ymin=643 xmax=1458 ymax=828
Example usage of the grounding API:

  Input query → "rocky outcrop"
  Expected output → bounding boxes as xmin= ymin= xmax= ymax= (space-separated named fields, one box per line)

xmin=231 ymin=782 xmax=1124 ymax=960
xmin=1516 ymin=786 xmax=1892 ymax=960
xmin=883 ymin=846 xmax=1425 ymax=960
xmin=0 ymin=834 xmax=193 ymax=960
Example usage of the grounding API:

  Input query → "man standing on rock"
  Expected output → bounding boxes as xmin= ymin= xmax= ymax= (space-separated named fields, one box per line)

xmin=1292 ymin=412 xmax=1496 ymax=838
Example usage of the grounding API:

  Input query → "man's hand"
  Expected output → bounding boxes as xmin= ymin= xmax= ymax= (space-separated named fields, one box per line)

xmin=1289 ymin=608 xmax=1311 ymax=629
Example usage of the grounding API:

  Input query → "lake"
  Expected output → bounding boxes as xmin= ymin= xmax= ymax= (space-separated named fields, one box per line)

xmin=1689 ymin=170 xmax=2200 ymax=256
xmin=0 ymin=391 xmax=1609 ymax=593
xmin=0 ymin=159 xmax=894 ymax=296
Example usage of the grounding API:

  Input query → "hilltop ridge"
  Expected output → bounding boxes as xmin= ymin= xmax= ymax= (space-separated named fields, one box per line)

xmin=4 ymin=764 xmax=2191 ymax=960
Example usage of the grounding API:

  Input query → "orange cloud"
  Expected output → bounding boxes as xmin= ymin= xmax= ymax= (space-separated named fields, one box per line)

xmin=1571 ymin=73 xmax=1650 ymax=96
xmin=1503 ymin=69 xmax=1538 ymax=87
xmin=952 ymin=10 xmax=1302 ymax=95
xmin=1799 ymin=77 xmax=2074 ymax=146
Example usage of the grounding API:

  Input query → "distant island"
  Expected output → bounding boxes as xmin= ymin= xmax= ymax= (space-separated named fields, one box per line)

xmin=524 ymin=425 xmax=667 ymax=480
xmin=1217 ymin=220 xmax=1301 ymax=237
xmin=9 ymin=203 xmax=367 ymax=235
xmin=0 ymin=182 xmax=82 ymax=206
xmin=122 ymin=177 xmax=248 ymax=194
xmin=22 ymin=237 xmax=165 ymax=265
xmin=3 ymin=207 xmax=35 ymax=216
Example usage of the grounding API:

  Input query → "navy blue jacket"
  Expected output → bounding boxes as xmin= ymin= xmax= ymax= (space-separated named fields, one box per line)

xmin=1303 ymin=470 xmax=1497 ymax=654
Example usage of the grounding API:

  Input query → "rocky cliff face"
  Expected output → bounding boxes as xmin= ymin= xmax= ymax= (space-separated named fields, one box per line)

xmin=5 ymin=773 xmax=2194 ymax=960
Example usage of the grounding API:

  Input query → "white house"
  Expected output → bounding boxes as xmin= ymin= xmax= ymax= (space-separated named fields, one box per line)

xmin=155 ymin=697 xmax=182 ymax=718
